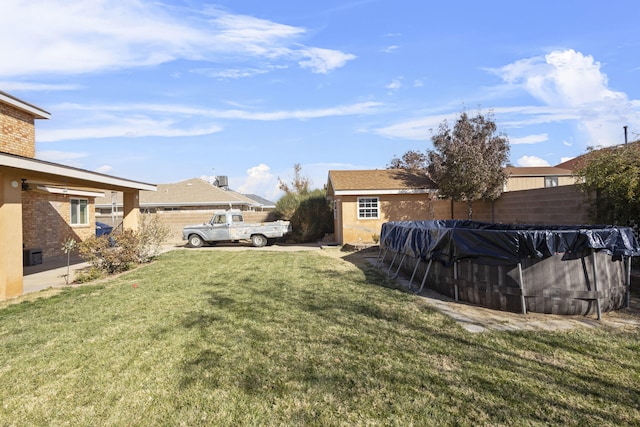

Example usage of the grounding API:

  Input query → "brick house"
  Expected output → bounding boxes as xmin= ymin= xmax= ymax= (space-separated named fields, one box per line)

xmin=0 ymin=91 xmax=156 ymax=300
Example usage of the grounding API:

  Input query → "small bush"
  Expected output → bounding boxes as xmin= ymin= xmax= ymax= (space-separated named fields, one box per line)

xmin=138 ymin=214 xmax=171 ymax=262
xmin=78 ymin=214 xmax=171 ymax=278
xmin=79 ymin=230 xmax=140 ymax=274
xmin=74 ymin=266 xmax=105 ymax=283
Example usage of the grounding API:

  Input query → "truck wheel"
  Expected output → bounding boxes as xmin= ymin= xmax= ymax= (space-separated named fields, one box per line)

xmin=188 ymin=234 xmax=204 ymax=248
xmin=251 ymin=234 xmax=267 ymax=247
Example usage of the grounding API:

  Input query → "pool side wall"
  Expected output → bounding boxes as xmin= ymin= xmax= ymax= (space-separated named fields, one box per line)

xmin=383 ymin=250 xmax=627 ymax=315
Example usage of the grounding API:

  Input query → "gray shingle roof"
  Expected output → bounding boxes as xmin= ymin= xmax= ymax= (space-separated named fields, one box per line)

xmin=95 ymin=178 xmax=258 ymax=208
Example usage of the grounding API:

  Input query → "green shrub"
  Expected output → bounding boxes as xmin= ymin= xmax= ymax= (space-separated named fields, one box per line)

xmin=274 ymin=189 xmax=333 ymax=243
xmin=274 ymin=192 xmax=301 ymax=221
xmin=289 ymin=192 xmax=334 ymax=243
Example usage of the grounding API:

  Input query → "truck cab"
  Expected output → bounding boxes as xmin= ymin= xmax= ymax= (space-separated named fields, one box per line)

xmin=207 ymin=212 xmax=243 ymax=241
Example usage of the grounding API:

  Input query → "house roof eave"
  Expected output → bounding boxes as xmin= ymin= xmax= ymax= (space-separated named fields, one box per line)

xmin=0 ymin=91 xmax=51 ymax=119
xmin=0 ymin=152 xmax=156 ymax=192
xmin=332 ymin=188 xmax=434 ymax=196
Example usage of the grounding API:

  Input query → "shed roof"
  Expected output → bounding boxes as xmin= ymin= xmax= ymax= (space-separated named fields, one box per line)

xmin=328 ymin=169 xmax=436 ymax=197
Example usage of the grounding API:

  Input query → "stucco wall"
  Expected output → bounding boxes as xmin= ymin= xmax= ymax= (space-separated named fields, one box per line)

xmin=505 ymin=176 xmax=574 ymax=192
xmin=0 ymin=103 xmax=35 ymax=158
xmin=335 ymin=185 xmax=591 ymax=245
xmin=338 ymin=194 xmax=433 ymax=244
xmin=22 ymin=191 xmax=96 ymax=260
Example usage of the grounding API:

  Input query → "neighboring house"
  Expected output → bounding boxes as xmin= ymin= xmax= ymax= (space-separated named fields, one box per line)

xmin=504 ymin=167 xmax=574 ymax=192
xmin=242 ymin=193 xmax=277 ymax=210
xmin=326 ymin=169 xmax=437 ymax=245
xmin=94 ymin=178 xmax=275 ymax=242
xmin=0 ymin=91 xmax=156 ymax=300
xmin=555 ymin=140 xmax=640 ymax=172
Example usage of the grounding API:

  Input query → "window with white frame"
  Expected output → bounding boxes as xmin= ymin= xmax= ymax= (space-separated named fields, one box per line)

xmin=70 ymin=198 xmax=89 ymax=225
xmin=358 ymin=197 xmax=379 ymax=219
xmin=544 ymin=176 xmax=558 ymax=188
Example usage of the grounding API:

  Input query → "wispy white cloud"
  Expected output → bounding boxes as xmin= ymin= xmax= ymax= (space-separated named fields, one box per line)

xmin=386 ymin=79 xmax=402 ymax=90
xmin=510 ymin=134 xmax=548 ymax=145
xmin=373 ymin=113 xmax=454 ymax=140
xmin=38 ymin=101 xmax=382 ymax=142
xmin=297 ymin=48 xmax=357 ymax=74
xmin=37 ymin=150 xmax=87 ymax=163
xmin=38 ymin=118 xmax=223 ymax=142
xmin=0 ymin=81 xmax=82 ymax=91
xmin=192 ymin=65 xmax=288 ymax=79
xmin=381 ymin=45 xmax=399 ymax=53
xmin=516 ymin=155 xmax=551 ymax=167
xmin=0 ymin=0 xmax=355 ymax=77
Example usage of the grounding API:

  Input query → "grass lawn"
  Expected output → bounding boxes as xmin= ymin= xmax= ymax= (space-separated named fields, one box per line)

xmin=1 ymin=249 xmax=639 ymax=426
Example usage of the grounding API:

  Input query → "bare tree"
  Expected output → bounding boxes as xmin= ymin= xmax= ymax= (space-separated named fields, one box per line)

xmin=428 ymin=110 xmax=510 ymax=219
xmin=278 ymin=163 xmax=310 ymax=195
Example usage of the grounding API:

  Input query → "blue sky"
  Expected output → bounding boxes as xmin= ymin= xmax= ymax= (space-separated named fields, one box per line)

xmin=2 ymin=0 xmax=639 ymax=200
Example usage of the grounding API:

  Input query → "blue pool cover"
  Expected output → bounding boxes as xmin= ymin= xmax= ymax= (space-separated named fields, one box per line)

xmin=380 ymin=220 xmax=640 ymax=266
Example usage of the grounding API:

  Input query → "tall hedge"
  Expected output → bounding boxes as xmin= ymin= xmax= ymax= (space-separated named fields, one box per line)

xmin=274 ymin=189 xmax=333 ymax=243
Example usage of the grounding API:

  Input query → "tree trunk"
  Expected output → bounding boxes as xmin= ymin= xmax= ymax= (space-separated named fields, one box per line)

xmin=467 ymin=200 xmax=473 ymax=220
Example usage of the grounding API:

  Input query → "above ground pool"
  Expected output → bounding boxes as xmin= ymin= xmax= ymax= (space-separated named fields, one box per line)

xmin=377 ymin=220 xmax=639 ymax=318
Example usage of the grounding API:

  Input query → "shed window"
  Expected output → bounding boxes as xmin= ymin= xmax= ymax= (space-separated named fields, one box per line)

xmin=358 ymin=197 xmax=379 ymax=219
xmin=70 ymin=198 xmax=89 ymax=225
xmin=545 ymin=176 xmax=558 ymax=188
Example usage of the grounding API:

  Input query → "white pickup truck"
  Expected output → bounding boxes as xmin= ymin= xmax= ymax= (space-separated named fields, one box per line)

xmin=182 ymin=210 xmax=292 ymax=248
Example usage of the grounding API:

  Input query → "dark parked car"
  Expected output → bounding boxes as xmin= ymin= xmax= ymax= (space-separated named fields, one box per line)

xmin=96 ymin=222 xmax=114 ymax=237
